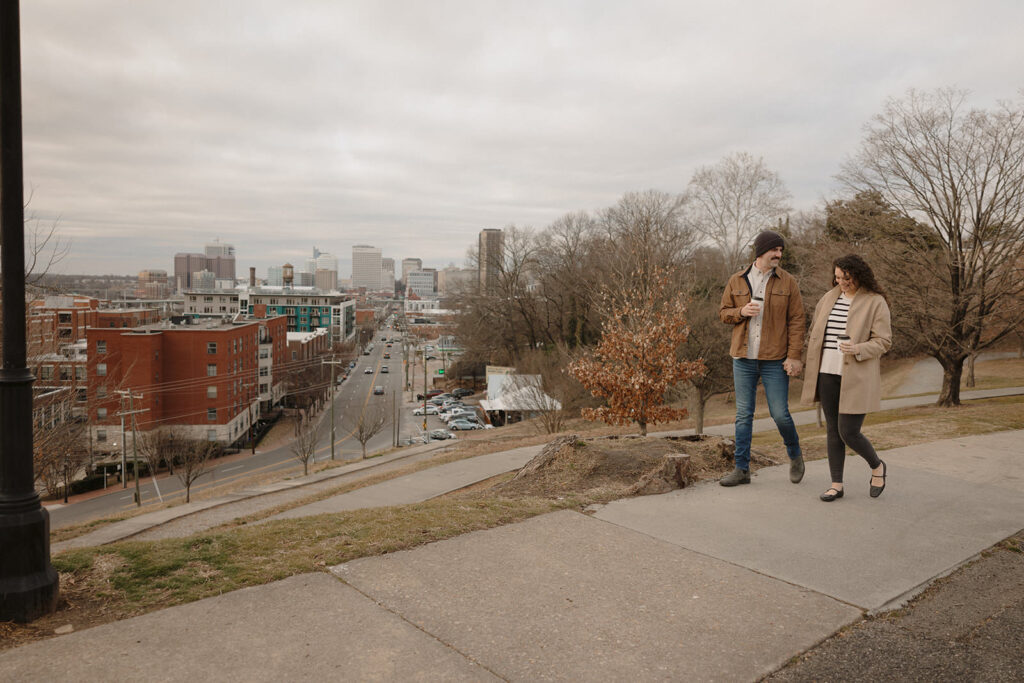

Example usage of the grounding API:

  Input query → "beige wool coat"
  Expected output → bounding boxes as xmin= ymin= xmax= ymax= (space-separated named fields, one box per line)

xmin=800 ymin=286 xmax=892 ymax=414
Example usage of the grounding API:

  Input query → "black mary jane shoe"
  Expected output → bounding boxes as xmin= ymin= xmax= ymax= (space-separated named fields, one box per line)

xmin=870 ymin=460 xmax=887 ymax=498
xmin=820 ymin=487 xmax=844 ymax=502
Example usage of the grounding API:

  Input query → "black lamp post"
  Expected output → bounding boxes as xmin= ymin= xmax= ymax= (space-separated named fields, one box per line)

xmin=0 ymin=0 xmax=60 ymax=622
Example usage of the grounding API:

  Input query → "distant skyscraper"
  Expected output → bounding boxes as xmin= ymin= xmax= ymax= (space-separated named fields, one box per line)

xmin=314 ymin=269 xmax=338 ymax=291
xmin=175 ymin=239 xmax=236 ymax=291
xmin=352 ymin=245 xmax=382 ymax=290
xmin=266 ymin=266 xmax=283 ymax=287
xmin=381 ymin=258 xmax=395 ymax=293
xmin=401 ymin=257 xmax=422 ymax=284
xmin=407 ymin=269 xmax=438 ymax=298
xmin=478 ymin=228 xmax=504 ymax=294
xmin=438 ymin=266 xmax=475 ymax=295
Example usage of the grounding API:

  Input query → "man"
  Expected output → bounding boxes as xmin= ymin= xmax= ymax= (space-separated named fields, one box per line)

xmin=718 ymin=230 xmax=805 ymax=486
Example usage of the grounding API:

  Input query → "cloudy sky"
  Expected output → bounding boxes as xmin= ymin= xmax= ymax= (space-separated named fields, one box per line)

xmin=19 ymin=0 xmax=1024 ymax=277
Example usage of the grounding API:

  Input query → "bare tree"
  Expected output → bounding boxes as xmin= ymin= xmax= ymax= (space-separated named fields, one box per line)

xmin=165 ymin=435 xmax=217 ymax=503
xmin=514 ymin=343 xmax=588 ymax=434
xmin=291 ymin=411 xmax=320 ymax=475
xmin=34 ymin=406 xmax=89 ymax=503
xmin=685 ymin=152 xmax=792 ymax=270
xmin=345 ymin=403 xmax=388 ymax=459
xmin=838 ymin=88 xmax=1024 ymax=406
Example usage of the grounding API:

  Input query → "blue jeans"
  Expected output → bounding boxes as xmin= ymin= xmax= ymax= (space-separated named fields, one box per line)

xmin=732 ymin=358 xmax=801 ymax=470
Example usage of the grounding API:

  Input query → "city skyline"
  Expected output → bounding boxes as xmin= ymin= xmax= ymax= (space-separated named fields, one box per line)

xmin=18 ymin=1 xmax=1024 ymax=275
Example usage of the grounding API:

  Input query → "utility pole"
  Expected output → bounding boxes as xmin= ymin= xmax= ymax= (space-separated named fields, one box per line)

xmin=422 ymin=348 xmax=428 ymax=432
xmin=322 ymin=355 xmax=345 ymax=460
xmin=0 ymin=0 xmax=59 ymax=621
xmin=115 ymin=390 xmax=146 ymax=506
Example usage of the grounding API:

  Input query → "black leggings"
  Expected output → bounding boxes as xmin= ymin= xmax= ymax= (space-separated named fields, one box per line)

xmin=817 ymin=373 xmax=882 ymax=483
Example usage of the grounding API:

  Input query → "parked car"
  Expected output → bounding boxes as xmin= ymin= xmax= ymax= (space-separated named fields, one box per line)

xmin=452 ymin=388 xmax=474 ymax=398
xmin=412 ymin=405 xmax=438 ymax=416
xmin=442 ymin=410 xmax=477 ymax=424
xmin=449 ymin=419 xmax=481 ymax=431
xmin=349 ymin=361 xmax=356 ymax=369
xmin=373 ymin=385 xmax=384 ymax=395
xmin=426 ymin=355 xmax=437 ymax=360
xmin=381 ymin=366 xmax=389 ymax=373
xmin=428 ymin=429 xmax=455 ymax=440
xmin=416 ymin=389 xmax=443 ymax=401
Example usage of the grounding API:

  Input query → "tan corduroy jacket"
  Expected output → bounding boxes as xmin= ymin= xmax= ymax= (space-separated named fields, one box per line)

xmin=800 ymin=286 xmax=892 ymax=414
xmin=719 ymin=265 xmax=805 ymax=361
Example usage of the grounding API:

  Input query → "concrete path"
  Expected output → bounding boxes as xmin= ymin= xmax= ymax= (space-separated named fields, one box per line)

xmin=6 ymin=429 xmax=1020 ymax=681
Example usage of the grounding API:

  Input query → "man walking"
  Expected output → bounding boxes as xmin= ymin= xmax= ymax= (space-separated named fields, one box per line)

xmin=718 ymin=230 xmax=805 ymax=486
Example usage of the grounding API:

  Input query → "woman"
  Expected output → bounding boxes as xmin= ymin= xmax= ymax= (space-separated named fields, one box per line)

xmin=801 ymin=254 xmax=892 ymax=501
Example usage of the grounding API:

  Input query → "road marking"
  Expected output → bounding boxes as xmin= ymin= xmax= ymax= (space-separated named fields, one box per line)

xmin=223 ymin=465 xmax=243 ymax=472
xmin=121 ymin=495 xmax=133 ymax=501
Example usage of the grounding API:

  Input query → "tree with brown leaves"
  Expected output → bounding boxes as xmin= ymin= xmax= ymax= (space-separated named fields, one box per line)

xmin=568 ymin=268 xmax=705 ymax=436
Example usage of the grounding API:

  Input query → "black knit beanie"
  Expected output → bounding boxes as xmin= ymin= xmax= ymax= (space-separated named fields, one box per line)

xmin=753 ymin=230 xmax=785 ymax=257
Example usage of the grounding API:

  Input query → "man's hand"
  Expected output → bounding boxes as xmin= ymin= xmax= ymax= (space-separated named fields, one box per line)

xmin=783 ymin=359 xmax=803 ymax=377
xmin=740 ymin=301 xmax=762 ymax=317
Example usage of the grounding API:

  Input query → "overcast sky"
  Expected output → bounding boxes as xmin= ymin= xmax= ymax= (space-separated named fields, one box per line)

xmin=19 ymin=0 xmax=1024 ymax=278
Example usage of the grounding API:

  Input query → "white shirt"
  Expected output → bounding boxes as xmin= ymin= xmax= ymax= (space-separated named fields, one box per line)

xmin=744 ymin=264 xmax=773 ymax=360
xmin=819 ymin=293 xmax=852 ymax=375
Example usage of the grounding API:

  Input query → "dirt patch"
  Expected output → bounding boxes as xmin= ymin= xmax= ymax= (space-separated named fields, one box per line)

xmin=490 ymin=433 xmax=738 ymax=502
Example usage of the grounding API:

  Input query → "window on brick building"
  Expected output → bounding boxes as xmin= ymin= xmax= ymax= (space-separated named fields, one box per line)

xmin=96 ymin=363 xmax=107 ymax=377
xmin=207 ymin=342 xmax=217 ymax=354
xmin=40 ymin=365 xmax=53 ymax=380
xmin=96 ymin=340 xmax=107 ymax=354
xmin=75 ymin=366 xmax=86 ymax=380
xmin=97 ymin=386 xmax=107 ymax=398
xmin=207 ymin=364 xmax=216 ymax=376
xmin=207 ymin=408 xmax=217 ymax=421
xmin=97 ymin=429 xmax=107 ymax=442
xmin=207 ymin=386 xmax=217 ymax=399
xmin=98 ymin=407 xmax=107 ymax=418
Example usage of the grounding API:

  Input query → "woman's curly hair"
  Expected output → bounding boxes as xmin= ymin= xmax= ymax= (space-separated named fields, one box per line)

xmin=832 ymin=254 xmax=889 ymax=303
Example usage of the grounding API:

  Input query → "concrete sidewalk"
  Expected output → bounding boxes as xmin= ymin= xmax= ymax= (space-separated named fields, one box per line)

xmin=5 ymin=428 xmax=1021 ymax=681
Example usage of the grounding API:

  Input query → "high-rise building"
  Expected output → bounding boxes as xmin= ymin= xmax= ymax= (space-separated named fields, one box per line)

xmin=266 ymin=266 xmax=283 ymax=287
xmin=407 ymin=269 xmax=438 ymax=298
xmin=478 ymin=228 xmax=504 ymax=294
xmin=352 ymin=245 xmax=382 ymax=290
xmin=401 ymin=258 xmax=422 ymax=284
xmin=314 ymin=269 xmax=338 ymax=291
xmin=381 ymin=257 xmax=395 ymax=293
xmin=174 ymin=240 xmax=236 ymax=291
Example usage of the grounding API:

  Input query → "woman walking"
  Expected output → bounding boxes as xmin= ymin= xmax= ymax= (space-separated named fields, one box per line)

xmin=801 ymin=254 xmax=892 ymax=501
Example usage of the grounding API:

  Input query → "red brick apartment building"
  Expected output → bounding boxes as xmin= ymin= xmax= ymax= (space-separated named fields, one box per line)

xmin=27 ymin=295 xmax=161 ymax=355
xmin=87 ymin=316 xmax=287 ymax=452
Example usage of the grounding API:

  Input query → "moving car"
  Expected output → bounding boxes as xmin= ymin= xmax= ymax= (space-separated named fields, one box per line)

xmin=373 ymin=385 xmax=384 ymax=395
xmin=383 ymin=353 xmax=390 ymax=359
xmin=381 ymin=366 xmax=389 ymax=373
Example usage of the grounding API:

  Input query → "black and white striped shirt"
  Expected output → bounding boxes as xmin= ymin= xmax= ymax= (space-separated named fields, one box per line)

xmin=820 ymin=293 xmax=851 ymax=375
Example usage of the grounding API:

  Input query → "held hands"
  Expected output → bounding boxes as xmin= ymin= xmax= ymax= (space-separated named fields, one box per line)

xmin=783 ymin=359 xmax=803 ymax=377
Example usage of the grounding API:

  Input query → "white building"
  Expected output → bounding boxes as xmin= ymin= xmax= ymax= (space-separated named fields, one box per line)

xmin=266 ymin=266 xmax=283 ymax=287
xmin=407 ymin=269 xmax=438 ymax=298
xmin=438 ymin=266 xmax=475 ymax=295
xmin=352 ymin=245 xmax=382 ymax=290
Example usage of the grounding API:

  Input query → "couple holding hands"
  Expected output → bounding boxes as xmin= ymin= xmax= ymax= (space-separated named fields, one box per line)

xmin=718 ymin=231 xmax=890 ymax=502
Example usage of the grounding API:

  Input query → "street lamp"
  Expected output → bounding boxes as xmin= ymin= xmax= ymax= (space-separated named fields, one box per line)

xmin=0 ymin=0 xmax=59 ymax=621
